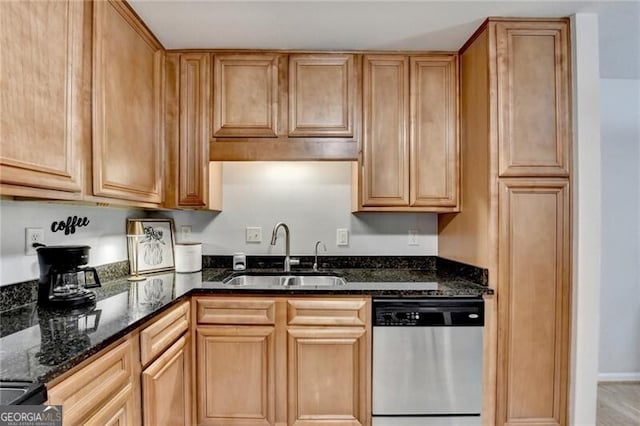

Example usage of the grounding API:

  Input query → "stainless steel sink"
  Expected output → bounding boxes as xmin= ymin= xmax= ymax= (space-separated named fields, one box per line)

xmin=0 ymin=388 xmax=28 ymax=405
xmin=292 ymin=275 xmax=346 ymax=287
xmin=223 ymin=273 xmax=346 ymax=287
xmin=0 ymin=382 xmax=46 ymax=405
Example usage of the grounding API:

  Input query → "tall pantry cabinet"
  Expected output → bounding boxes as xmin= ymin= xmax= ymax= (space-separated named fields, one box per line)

xmin=438 ymin=19 xmax=572 ymax=426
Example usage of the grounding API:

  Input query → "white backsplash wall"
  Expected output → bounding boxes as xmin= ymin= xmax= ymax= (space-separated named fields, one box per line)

xmin=0 ymin=200 xmax=141 ymax=286
xmin=162 ymin=162 xmax=438 ymax=257
xmin=0 ymin=162 xmax=438 ymax=285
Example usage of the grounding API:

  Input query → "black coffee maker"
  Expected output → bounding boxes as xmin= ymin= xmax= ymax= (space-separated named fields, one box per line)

xmin=36 ymin=245 xmax=101 ymax=308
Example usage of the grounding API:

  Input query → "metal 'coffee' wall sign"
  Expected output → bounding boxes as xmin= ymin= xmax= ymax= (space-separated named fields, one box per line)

xmin=51 ymin=216 xmax=90 ymax=235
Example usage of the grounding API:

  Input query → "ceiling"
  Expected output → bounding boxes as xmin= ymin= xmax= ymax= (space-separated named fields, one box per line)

xmin=128 ymin=0 xmax=640 ymax=79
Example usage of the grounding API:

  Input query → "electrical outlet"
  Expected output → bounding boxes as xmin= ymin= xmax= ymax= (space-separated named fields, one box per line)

xmin=408 ymin=229 xmax=419 ymax=246
xmin=336 ymin=228 xmax=349 ymax=246
xmin=180 ymin=225 xmax=192 ymax=242
xmin=25 ymin=228 xmax=44 ymax=255
xmin=246 ymin=227 xmax=262 ymax=243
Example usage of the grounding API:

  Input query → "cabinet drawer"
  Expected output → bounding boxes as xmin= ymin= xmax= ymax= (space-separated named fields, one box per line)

xmin=82 ymin=383 xmax=136 ymax=426
xmin=47 ymin=338 xmax=135 ymax=425
xmin=196 ymin=298 xmax=276 ymax=325
xmin=140 ymin=301 xmax=190 ymax=366
xmin=287 ymin=298 xmax=368 ymax=326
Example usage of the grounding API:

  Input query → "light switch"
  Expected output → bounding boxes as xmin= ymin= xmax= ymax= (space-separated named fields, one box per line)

xmin=408 ymin=229 xmax=419 ymax=246
xmin=336 ymin=228 xmax=349 ymax=246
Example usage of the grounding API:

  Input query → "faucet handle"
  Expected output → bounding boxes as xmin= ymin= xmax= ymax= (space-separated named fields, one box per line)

xmin=290 ymin=258 xmax=300 ymax=266
xmin=313 ymin=240 xmax=326 ymax=271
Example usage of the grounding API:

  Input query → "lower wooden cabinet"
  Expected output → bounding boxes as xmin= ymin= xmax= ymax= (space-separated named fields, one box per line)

xmin=46 ymin=296 xmax=371 ymax=426
xmin=287 ymin=327 xmax=368 ymax=426
xmin=195 ymin=296 xmax=371 ymax=426
xmin=497 ymin=179 xmax=570 ymax=426
xmin=142 ymin=333 xmax=192 ymax=426
xmin=83 ymin=383 xmax=138 ymax=426
xmin=196 ymin=325 xmax=276 ymax=425
xmin=47 ymin=336 xmax=141 ymax=426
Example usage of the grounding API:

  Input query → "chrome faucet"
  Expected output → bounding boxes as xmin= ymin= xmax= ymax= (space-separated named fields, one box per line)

xmin=270 ymin=222 xmax=299 ymax=272
xmin=313 ymin=240 xmax=326 ymax=271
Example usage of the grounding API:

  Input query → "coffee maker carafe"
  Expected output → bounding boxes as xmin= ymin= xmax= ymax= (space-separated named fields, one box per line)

xmin=36 ymin=245 xmax=101 ymax=308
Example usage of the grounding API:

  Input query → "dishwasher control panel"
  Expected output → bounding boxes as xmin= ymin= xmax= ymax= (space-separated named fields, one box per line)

xmin=373 ymin=298 xmax=484 ymax=326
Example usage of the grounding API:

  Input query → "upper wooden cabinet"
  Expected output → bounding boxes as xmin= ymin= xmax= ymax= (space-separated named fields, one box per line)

xmin=92 ymin=0 xmax=164 ymax=204
xmin=0 ymin=0 xmax=85 ymax=197
xmin=410 ymin=56 xmax=459 ymax=208
xmin=355 ymin=54 xmax=459 ymax=212
xmin=178 ymin=53 xmax=210 ymax=207
xmin=209 ymin=52 xmax=359 ymax=161
xmin=1 ymin=0 xmax=166 ymax=208
xmin=212 ymin=54 xmax=280 ymax=138
xmin=496 ymin=21 xmax=571 ymax=177
xmin=288 ymin=54 xmax=356 ymax=137
xmin=360 ymin=55 xmax=410 ymax=208
xmin=165 ymin=52 xmax=222 ymax=210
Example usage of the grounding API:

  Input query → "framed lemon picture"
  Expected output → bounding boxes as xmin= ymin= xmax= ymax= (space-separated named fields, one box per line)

xmin=127 ymin=218 xmax=175 ymax=274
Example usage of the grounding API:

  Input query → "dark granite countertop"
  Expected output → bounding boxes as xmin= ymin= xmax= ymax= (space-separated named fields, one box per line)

xmin=0 ymin=259 xmax=492 ymax=395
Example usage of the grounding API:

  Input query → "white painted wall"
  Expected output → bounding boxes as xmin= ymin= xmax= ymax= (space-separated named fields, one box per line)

xmin=0 ymin=163 xmax=437 ymax=285
xmin=598 ymin=77 xmax=640 ymax=381
xmin=570 ymin=13 xmax=602 ymax=426
xmin=0 ymin=200 xmax=139 ymax=286
xmin=163 ymin=162 xmax=438 ymax=256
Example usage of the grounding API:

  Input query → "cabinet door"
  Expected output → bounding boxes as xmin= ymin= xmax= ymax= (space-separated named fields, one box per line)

xmin=361 ymin=55 xmax=409 ymax=206
xmin=0 ymin=0 xmax=84 ymax=194
xmin=142 ymin=334 xmax=191 ymax=426
xmin=496 ymin=21 xmax=571 ymax=177
xmin=178 ymin=53 xmax=210 ymax=207
xmin=213 ymin=54 xmax=279 ymax=137
xmin=410 ymin=55 xmax=459 ymax=209
xmin=289 ymin=54 xmax=355 ymax=137
xmin=287 ymin=327 xmax=369 ymax=426
xmin=197 ymin=326 xmax=275 ymax=425
xmin=93 ymin=0 xmax=163 ymax=203
xmin=497 ymin=179 xmax=570 ymax=426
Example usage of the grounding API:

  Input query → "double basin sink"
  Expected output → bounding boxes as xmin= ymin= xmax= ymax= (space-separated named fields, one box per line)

xmin=223 ymin=272 xmax=346 ymax=288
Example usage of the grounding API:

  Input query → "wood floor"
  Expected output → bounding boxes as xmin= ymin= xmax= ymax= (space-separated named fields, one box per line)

xmin=597 ymin=382 xmax=640 ymax=426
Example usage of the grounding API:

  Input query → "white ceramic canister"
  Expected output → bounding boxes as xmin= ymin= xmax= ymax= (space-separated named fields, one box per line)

xmin=174 ymin=242 xmax=202 ymax=273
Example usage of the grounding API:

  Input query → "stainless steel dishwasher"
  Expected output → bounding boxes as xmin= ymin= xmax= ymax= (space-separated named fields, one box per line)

xmin=372 ymin=298 xmax=484 ymax=426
